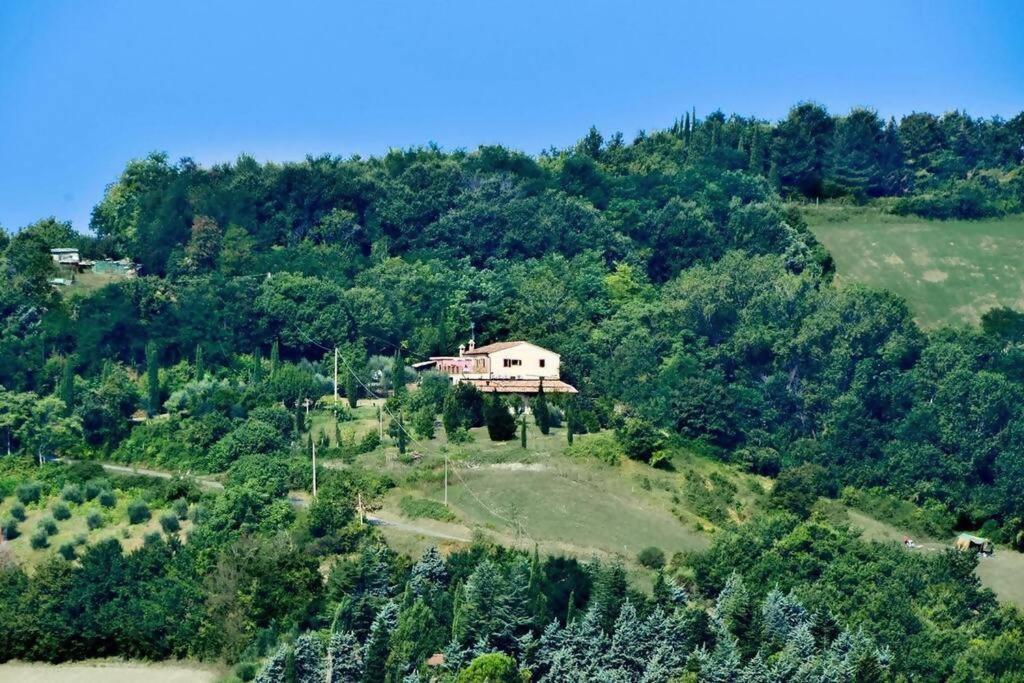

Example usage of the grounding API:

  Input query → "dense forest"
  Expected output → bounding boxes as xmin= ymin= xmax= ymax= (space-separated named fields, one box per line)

xmin=1 ymin=102 xmax=1024 ymax=681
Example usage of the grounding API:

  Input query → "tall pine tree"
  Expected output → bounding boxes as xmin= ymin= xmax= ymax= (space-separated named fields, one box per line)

xmin=270 ymin=339 xmax=280 ymax=376
xmin=293 ymin=632 xmax=325 ymax=683
xmin=145 ymin=341 xmax=159 ymax=417
xmin=534 ymin=381 xmax=550 ymax=435
xmin=329 ymin=631 xmax=363 ymax=683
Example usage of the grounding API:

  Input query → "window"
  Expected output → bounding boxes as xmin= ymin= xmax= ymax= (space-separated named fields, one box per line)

xmin=502 ymin=358 xmax=522 ymax=368
xmin=539 ymin=359 xmax=546 ymax=368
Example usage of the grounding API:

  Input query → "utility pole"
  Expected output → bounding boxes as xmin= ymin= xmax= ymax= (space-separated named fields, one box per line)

xmin=311 ymin=436 xmax=317 ymax=498
xmin=444 ymin=454 xmax=449 ymax=506
xmin=333 ymin=347 xmax=339 ymax=402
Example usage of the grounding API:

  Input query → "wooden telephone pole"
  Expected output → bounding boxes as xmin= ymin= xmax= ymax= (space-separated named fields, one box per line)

xmin=311 ymin=436 xmax=317 ymax=498
xmin=333 ymin=347 xmax=338 ymax=402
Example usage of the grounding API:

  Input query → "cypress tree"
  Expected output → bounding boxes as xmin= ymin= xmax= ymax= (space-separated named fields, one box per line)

xmin=485 ymin=393 xmax=516 ymax=441
xmin=395 ymin=411 xmax=407 ymax=455
xmin=270 ymin=339 xmax=280 ymax=376
xmin=521 ymin=415 xmax=527 ymax=449
xmin=749 ymin=129 xmax=766 ymax=175
xmin=346 ymin=367 xmax=359 ymax=409
xmin=145 ymin=342 xmax=159 ymax=417
xmin=60 ymin=356 xmax=74 ymax=415
xmin=194 ymin=344 xmax=205 ymax=381
xmin=252 ymin=348 xmax=264 ymax=384
xmin=566 ymin=406 xmax=574 ymax=446
xmin=392 ymin=350 xmax=406 ymax=397
xmin=328 ymin=631 xmax=363 ymax=683
xmin=534 ymin=381 xmax=550 ymax=435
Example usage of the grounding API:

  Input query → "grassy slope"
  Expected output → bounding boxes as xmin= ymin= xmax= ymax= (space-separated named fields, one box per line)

xmin=317 ymin=400 xmax=769 ymax=569
xmin=804 ymin=204 xmax=1024 ymax=328
xmin=0 ymin=493 xmax=190 ymax=570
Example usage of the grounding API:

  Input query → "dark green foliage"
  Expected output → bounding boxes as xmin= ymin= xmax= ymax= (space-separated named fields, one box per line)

xmin=399 ymin=496 xmax=455 ymax=522
xmin=484 ymin=394 xmax=516 ymax=441
xmin=159 ymin=512 xmax=180 ymax=534
xmin=52 ymin=502 xmax=71 ymax=521
xmin=534 ymin=384 xmax=550 ymax=435
xmin=97 ymin=489 xmax=117 ymax=508
xmin=328 ymin=631 xmax=362 ymax=683
xmin=520 ymin=415 xmax=527 ymax=449
xmin=60 ymin=356 xmax=75 ymax=414
xmin=29 ymin=528 xmax=49 ymax=549
xmin=127 ymin=500 xmax=150 ymax=524
xmin=292 ymin=632 xmax=324 ymax=683
xmin=2 ymin=517 xmax=20 ymax=540
xmin=61 ymin=483 xmax=84 ymax=505
xmin=194 ymin=344 xmax=205 ymax=380
xmin=57 ymin=542 xmax=76 ymax=561
xmin=86 ymin=511 xmax=104 ymax=530
xmin=146 ymin=341 xmax=160 ymax=416
xmin=172 ymin=498 xmax=189 ymax=520
xmin=15 ymin=481 xmax=41 ymax=505
xmin=769 ymin=463 xmax=828 ymax=518
xmin=636 ymin=546 xmax=665 ymax=569
xmin=411 ymin=405 xmax=436 ymax=439
xmin=38 ymin=515 xmax=58 ymax=536
xmin=443 ymin=383 xmax=485 ymax=435
xmin=255 ymin=645 xmax=289 ymax=683
xmin=9 ymin=503 xmax=26 ymax=521
xmin=455 ymin=653 xmax=520 ymax=682
xmin=615 ymin=417 xmax=661 ymax=463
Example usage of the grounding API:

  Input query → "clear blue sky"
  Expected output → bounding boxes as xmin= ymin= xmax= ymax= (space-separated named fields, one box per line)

xmin=1 ymin=0 xmax=1022 ymax=233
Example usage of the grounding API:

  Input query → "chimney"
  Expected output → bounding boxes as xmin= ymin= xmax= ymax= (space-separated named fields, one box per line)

xmin=458 ymin=343 xmax=465 ymax=357
xmin=468 ymin=338 xmax=476 ymax=352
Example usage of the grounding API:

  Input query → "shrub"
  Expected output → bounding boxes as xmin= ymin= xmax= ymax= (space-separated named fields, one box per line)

xmin=565 ymin=432 xmax=622 ymax=465
xmin=455 ymin=653 xmax=520 ymax=683
xmin=16 ymin=481 xmax=42 ymax=505
xmin=412 ymin=405 xmax=436 ymax=439
xmin=58 ymin=542 xmax=76 ymax=561
xmin=358 ymin=430 xmax=381 ymax=454
xmin=72 ymin=533 xmax=87 ymax=546
xmin=447 ymin=426 xmax=473 ymax=444
xmin=61 ymin=483 xmax=85 ymax=505
xmin=86 ymin=511 xmax=104 ymax=530
xmin=52 ymin=502 xmax=71 ymax=521
xmin=84 ymin=479 xmax=108 ymax=501
xmin=172 ymin=498 xmax=189 ymax=520
xmin=770 ymin=463 xmax=828 ymax=518
xmin=29 ymin=528 xmax=49 ymax=549
xmin=2 ymin=517 xmax=20 ymax=540
xmin=399 ymin=496 xmax=455 ymax=522
xmin=9 ymin=503 xmax=26 ymax=521
xmin=637 ymin=546 xmax=666 ymax=569
xmin=615 ymin=417 xmax=662 ymax=463
xmin=38 ymin=516 xmax=58 ymax=536
xmin=159 ymin=512 xmax=181 ymax=533
xmin=127 ymin=500 xmax=151 ymax=524
xmin=98 ymin=489 xmax=117 ymax=508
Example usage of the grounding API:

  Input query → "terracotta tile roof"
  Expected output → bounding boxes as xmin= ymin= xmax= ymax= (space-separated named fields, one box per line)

xmin=463 ymin=341 xmax=527 ymax=355
xmin=458 ymin=378 xmax=577 ymax=394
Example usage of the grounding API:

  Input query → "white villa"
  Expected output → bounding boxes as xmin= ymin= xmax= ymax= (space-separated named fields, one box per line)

xmin=416 ymin=340 xmax=577 ymax=395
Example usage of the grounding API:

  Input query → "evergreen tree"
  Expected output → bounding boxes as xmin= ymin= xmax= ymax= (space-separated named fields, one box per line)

xmin=60 ymin=356 xmax=74 ymax=415
xmin=294 ymin=632 xmax=326 ymax=683
xmin=748 ymin=128 xmax=766 ymax=175
xmin=526 ymin=546 xmax=548 ymax=626
xmin=270 ymin=339 xmax=280 ymax=376
xmin=565 ymin=406 xmax=574 ymax=446
xmin=442 ymin=390 xmax=461 ymax=436
xmin=409 ymin=546 xmax=448 ymax=597
xmin=195 ymin=344 xmax=205 ymax=380
xmin=590 ymin=562 xmax=627 ymax=633
xmin=392 ymin=351 xmax=406 ymax=397
xmin=520 ymin=415 xmax=527 ymax=449
xmin=385 ymin=599 xmax=442 ymax=682
xmin=252 ymin=348 xmax=264 ymax=384
xmin=363 ymin=601 xmax=400 ymax=683
xmin=145 ymin=341 xmax=159 ymax=416
xmin=347 ymin=368 xmax=359 ymax=409
xmin=484 ymin=394 xmax=516 ymax=441
xmin=395 ymin=411 xmax=407 ymax=455
xmin=605 ymin=600 xmax=645 ymax=676
xmin=329 ymin=631 xmax=363 ymax=683
xmin=255 ymin=645 xmax=290 ymax=683
xmin=533 ymin=382 xmax=550 ymax=435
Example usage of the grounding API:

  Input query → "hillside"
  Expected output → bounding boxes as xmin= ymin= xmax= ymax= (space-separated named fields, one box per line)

xmin=806 ymin=204 xmax=1024 ymax=327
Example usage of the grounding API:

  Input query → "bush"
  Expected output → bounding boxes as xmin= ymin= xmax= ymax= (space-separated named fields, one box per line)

xmin=61 ymin=483 xmax=85 ymax=505
xmin=172 ymin=498 xmax=189 ymax=520
xmin=447 ymin=426 xmax=473 ymax=444
xmin=58 ymin=542 xmax=76 ymax=561
xmin=399 ymin=496 xmax=455 ymax=522
xmin=565 ymin=432 xmax=622 ymax=465
xmin=84 ymin=479 xmax=108 ymax=501
xmin=412 ymin=405 xmax=436 ymax=439
xmin=9 ymin=503 xmax=26 ymax=521
xmin=615 ymin=417 xmax=662 ymax=463
xmin=38 ymin=516 xmax=58 ymax=536
xmin=770 ymin=463 xmax=828 ymax=518
xmin=86 ymin=511 xmax=105 ymax=530
xmin=637 ymin=546 xmax=666 ymax=569
xmin=29 ymin=528 xmax=49 ymax=549
xmin=159 ymin=512 xmax=181 ymax=533
xmin=358 ymin=431 xmax=381 ymax=454
xmin=127 ymin=500 xmax=151 ymax=525
xmin=455 ymin=653 xmax=520 ymax=683
xmin=98 ymin=489 xmax=117 ymax=508
xmin=2 ymin=517 xmax=20 ymax=540
xmin=52 ymin=502 xmax=71 ymax=521
xmin=16 ymin=481 xmax=42 ymax=505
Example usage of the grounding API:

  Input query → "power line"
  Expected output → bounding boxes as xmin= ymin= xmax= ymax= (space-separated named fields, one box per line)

xmin=289 ymin=324 xmax=535 ymax=544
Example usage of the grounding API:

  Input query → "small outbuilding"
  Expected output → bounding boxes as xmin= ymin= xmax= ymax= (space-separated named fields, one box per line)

xmin=954 ymin=533 xmax=993 ymax=555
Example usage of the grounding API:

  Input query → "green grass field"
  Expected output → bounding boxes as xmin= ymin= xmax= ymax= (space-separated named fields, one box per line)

xmin=804 ymin=205 xmax=1024 ymax=328
xmin=319 ymin=402 xmax=770 ymax=569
